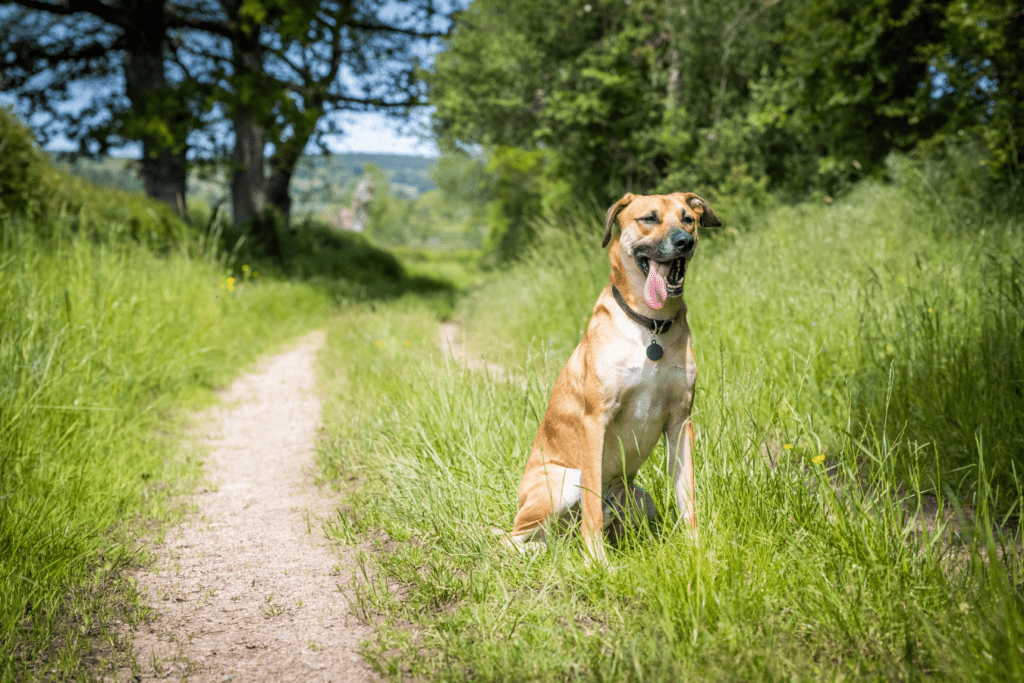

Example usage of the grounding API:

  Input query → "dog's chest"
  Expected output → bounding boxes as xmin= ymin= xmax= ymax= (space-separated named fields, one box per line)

xmin=597 ymin=349 xmax=694 ymax=479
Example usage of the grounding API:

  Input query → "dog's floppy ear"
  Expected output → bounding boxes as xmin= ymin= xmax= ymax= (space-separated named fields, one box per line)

xmin=678 ymin=193 xmax=721 ymax=228
xmin=603 ymin=193 xmax=635 ymax=247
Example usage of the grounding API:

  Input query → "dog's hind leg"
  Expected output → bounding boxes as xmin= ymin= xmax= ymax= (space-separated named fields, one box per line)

xmin=500 ymin=464 xmax=583 ymax=552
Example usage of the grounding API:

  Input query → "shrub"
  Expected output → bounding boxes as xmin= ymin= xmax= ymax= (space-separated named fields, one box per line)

xmin=0 ymin=108 xmax=191 ymax=247
xmin=0 ymin=107 xmax=47 ymax=215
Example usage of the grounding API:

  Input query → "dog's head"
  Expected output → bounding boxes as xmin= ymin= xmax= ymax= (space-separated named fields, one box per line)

xmin=603 ymin=193 xmax=720 ymax=310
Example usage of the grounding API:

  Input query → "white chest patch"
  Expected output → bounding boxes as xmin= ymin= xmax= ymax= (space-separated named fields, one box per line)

xmin=597 ymin=352 xmax=692 ymax=482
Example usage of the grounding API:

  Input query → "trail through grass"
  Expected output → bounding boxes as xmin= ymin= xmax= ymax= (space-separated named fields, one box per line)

xmin=0 ymin=217 xmax=330 ymax=681
xmin=319 ymin=177 xmax=1024 ymax=681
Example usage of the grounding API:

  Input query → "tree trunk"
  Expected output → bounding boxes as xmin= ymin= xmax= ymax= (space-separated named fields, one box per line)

xmin=265 ymin=165 xmax=293 ymax=225
xmin=121 ymin=2 xmax=188 ymax=217
xmin=140 ymin=144 xmax=188 ymax=216
xmin=265 ymin=116 xmax=319 ymax=226
xmin=223 ymin=5 xmax=281 ymax=254
xmin=666 ymin=48 xmax=680 ymax=112
xmin=230 ymin=109 xmax=266 ymax=227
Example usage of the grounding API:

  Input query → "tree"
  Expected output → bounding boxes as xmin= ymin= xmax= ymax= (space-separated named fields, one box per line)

xmin=911 ymin=0 xmax=1022 ymax=174
xmin=775 ymin=0 xmax=951 ymax=184
xmin=431 ymin=0 xmax=1022 ymax=252
xmin=1 ymin=0 xmax=455 ymax=234
xmin=184 ymin=0 xmax=451 ymax=253
xmin=227 ymin=0 xmax=449 ymax=227
xmin=428 ymin=0 xmax=784 ymax=251
xmin=429 ymin=0 xmax=785 ymax=193
xmin=0 ymin=0 xmax=214 ymax=215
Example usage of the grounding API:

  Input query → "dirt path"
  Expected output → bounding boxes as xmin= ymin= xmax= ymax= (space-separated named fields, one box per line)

xmin=115 ymin=331 xmax=376 ymax=683
xmin=438 ymin=320 xmax=525 ymax=388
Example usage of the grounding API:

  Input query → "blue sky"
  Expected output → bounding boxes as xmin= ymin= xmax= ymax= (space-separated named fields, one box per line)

xmin=329 ymin=111 xmax=438 ymax=157
xmin=0 ymin=91 xmax=439 ymax=158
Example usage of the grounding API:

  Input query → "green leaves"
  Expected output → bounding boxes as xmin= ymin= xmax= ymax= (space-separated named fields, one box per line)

xmin=429 ymin=0 xmax=785 ymax=217
xmin=0 ymin=108 xmax=46 ymax=216
xmin=430 ymin=0 xmax=1022 ymax=245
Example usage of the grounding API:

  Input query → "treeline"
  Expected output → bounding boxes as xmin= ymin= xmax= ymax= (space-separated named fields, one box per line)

xmin=4 ymin=1 xmax=1020 ymax=264
xmin=426 ymin=0 xmax=1023 ymax=259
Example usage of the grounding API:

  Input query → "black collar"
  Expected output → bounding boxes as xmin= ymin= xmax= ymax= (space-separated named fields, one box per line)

xmin=611 ymin=286 xmax=682 ymax=335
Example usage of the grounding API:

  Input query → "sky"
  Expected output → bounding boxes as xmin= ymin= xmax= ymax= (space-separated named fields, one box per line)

xmin=328 ymin=111 xmax=439 ymax=157
xmin=0 ymin=88 xmax=440 ymax=158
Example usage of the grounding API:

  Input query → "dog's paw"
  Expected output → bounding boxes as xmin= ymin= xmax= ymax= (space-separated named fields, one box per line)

xmin=582 ymin=545 xmax=610 ymax=570
xmin=489 ymin=526 xmax=517 ymax=552
xmin=491 ymin=526 xmax=545 ymax=555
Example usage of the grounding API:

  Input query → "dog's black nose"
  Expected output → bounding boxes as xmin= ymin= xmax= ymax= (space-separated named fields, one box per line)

xmin=671 ymin=229 xmax=694 ymax=252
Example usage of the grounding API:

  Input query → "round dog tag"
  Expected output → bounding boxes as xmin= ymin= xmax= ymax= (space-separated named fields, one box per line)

xmin=646 ymin=340 xmax=663 ymax=361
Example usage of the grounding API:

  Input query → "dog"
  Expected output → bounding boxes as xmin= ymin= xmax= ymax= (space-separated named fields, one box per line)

xmin=495 ymin=192 xmax=720 ymax=565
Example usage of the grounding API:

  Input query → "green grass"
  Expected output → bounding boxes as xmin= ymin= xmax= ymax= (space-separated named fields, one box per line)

xmin=462 ymin=171 xmax=1024 ymax=505
xmin=392 ymin=245 xmax=488 ymax=292
xmin=0 ymin=214 xmax=330 ymax=681
xmin=317 ymin=171 xmax=1024 ymax=680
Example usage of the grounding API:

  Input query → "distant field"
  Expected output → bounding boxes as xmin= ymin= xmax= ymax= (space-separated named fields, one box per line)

xmin=53 ymin=152 xmax=438 ymax=219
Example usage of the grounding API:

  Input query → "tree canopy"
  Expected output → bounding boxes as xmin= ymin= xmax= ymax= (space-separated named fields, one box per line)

xmin=428 ymin=0 xmax=1022 ymax=232
xmin=0 ymin=0 xmax=453 ymax=233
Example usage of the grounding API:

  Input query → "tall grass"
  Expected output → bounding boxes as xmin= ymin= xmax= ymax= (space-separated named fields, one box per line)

xmin=0 ymin=215 xmax=329 ymax=680
xmin=463 ymin=171 xmax=1024 ymax=503
xmin=318 ymin=168 xmax=1024 ymax=680
xmin=320 ymin=301 xmax=1023 ymax=681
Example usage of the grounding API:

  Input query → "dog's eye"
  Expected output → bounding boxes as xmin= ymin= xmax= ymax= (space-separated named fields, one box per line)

xmin=639 ymin=213 xmax=658 ymax=224
xmin=682 ymin=214 xmax=695 ymax=225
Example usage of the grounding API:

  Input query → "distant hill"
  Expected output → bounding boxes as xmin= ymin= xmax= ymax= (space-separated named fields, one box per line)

xmin=295 ymin=153 xmax=436 ymax=195
xmin=52 ymin=152 xmax=438 ymax=216
xmin=51 ymin=154 xmax=146 ymax=194
xmin=289 ymin=152 xmax=436 ymax=222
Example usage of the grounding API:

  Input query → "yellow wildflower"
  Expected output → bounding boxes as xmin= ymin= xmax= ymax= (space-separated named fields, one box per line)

xmin=376 ymin=341 xmax=382 ymax=347
xmin=812 ymin=454 xmax=825 ymax=465
xmin=783 ymin=443 xmax=793 ymax=450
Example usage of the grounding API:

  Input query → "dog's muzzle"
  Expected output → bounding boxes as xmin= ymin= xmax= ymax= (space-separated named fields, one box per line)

xmin=636 ymin=254 xmax=687 ymax=295
xmin=638 ymin=228 xmax=693 ymax=296
xmin=671 ymin=228 xmax=695 ymax=254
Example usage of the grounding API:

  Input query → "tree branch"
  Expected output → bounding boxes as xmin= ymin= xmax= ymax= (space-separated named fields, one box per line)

xmin=165 ymin=12 xmax=233 ymax=40
xmin=7 ymin=0 xmax=130 ymax=27
xmin=270 ymin=47 xmax=311 ymax=86
xmin=347 ymin=20 xmax=448 ymax=39
xmin=330 ymin=93 xmax=423 ymax=108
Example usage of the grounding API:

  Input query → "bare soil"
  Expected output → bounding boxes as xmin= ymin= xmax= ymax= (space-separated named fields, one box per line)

xmin=112 ymin=331 xmax=376 ymax=682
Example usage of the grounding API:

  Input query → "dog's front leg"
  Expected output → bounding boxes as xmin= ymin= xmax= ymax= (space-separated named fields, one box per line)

xmin=579 ymin=419 xmax=609 ymax=566
xmin=666 ymin=414 xmax=698 ymax=540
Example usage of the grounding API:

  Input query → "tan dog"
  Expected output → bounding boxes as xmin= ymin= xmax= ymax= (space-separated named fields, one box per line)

xmin=496 ymin=192 xmax=720 ymax=565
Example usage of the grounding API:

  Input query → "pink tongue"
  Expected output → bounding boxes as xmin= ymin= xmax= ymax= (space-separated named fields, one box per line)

xmin=644 ymin=262 xmax=670 ymax=309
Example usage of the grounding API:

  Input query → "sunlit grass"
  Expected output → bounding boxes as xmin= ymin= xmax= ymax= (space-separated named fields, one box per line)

xmin=0 ymin=216 xmax=329 ymax=681
xmin=319 ymin=175 xmax=1024 ymax=680
xmin=392 ymin=245 xmax=488 ymax=292
xmin=464 ymin=178 xmax=1024 ymax=503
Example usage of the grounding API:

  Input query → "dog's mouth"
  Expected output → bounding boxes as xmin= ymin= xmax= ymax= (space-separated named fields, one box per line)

xmin=637 ymin=255 xmax=686 ymax=295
